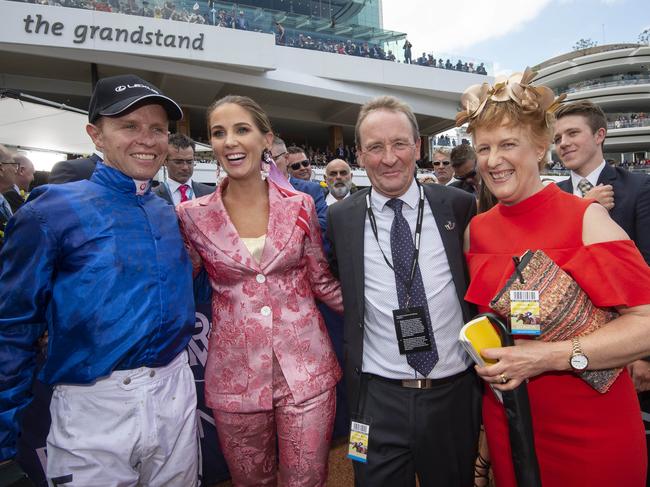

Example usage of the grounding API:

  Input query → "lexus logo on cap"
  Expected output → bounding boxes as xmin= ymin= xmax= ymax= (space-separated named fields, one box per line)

xmin=114 ymin=84 xmax=159 ymax=94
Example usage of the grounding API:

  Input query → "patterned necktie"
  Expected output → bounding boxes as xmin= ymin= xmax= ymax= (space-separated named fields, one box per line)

xmin=386 ymin=198 xmax=439 ymax=376
xmin=577 ymin=178 xmax=593 ymax=197
xmin=179 ymin=184 xmax=190 ymax=203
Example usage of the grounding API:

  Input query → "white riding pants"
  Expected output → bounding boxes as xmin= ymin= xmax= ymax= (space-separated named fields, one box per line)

xmin=46 ymin=351 xmax=198 ymax=487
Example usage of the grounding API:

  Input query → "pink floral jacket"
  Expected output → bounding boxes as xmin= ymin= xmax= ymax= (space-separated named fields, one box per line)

xmin=176 ymin=179 xmax=343 ymax=413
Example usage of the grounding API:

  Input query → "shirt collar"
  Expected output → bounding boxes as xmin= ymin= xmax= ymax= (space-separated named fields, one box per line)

xmin=371 ymin=178 xmax=419 ymax=212
xmin=570 ymin=160 xmax=606 ymax=188
xmin=167 ymin=178 xmax=193 ymax=193
xmin=90 ymin=162 xmax=152 ymax=194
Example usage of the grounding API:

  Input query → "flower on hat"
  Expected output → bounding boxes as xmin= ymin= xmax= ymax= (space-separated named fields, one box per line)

xmin=455 ymin=67 xmax=566 ymax=127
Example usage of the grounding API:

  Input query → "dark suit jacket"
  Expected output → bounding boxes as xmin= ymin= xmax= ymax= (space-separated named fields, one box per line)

xmin=154 ymin=180 xmax=215 ymax=205
xmin=3 ymin=189 xmax=24 ymax=214
xmin=557 ymin=165 xmax=650 ymax=264
xmin=327 ymin=183 xmax=477 ymax=413
xmin=48 ymin=154 xmax=102 ymax=184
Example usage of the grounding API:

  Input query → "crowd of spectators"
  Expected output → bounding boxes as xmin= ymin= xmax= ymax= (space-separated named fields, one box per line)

xmin=410 ymin=52 xmax=488 ymax=75
xmin=433 ymin=134 xmax=455 ymax=146
xmin=608 ymin=112 xmax=650 ymax=129
xmin=556 ymin=72 xmax=650 ymax=94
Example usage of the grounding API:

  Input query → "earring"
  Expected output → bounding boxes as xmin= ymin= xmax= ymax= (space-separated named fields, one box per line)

xmin=262 ymin=148 xmax=274 ymax=165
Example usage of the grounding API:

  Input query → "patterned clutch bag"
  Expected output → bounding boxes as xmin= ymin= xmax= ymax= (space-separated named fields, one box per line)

xmin=490 ymin=249 xmax=621 ymax=393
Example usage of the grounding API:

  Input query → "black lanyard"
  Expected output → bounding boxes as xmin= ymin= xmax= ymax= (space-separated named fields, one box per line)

xmin=366 ymin=184 xmax=425 ymax=306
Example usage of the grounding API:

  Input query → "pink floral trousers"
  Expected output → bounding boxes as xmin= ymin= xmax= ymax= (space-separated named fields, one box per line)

xmin=213 ymin=356 xmax=336 ymax=486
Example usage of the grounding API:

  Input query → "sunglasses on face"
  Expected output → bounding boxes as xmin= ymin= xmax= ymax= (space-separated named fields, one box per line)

xmin=456 ymin=169 xmax=477 ymax=181
xmin=289 ymin=159 xmax=311 ymax=171
xmin=433 ymin=160 xmax=450 ymax=167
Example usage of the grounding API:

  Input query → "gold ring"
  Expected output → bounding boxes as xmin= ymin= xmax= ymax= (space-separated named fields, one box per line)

xmin=499 ymin=373 xmax=509 ymax=384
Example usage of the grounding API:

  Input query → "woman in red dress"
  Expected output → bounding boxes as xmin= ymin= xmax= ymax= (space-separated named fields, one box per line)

xmin=458 ymin=69 xmax=650 ymax=486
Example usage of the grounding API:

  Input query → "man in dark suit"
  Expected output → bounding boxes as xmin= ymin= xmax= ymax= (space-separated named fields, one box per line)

xmin=327 ymin=96 xmax=480 ymax=487
xmin=554 ymin=99 xmax=650 ymax=480
xmin=449 ymin=144 xmax=479 ymax=195
xmin=154 ymin=133 xmax=214 ymax=205
xmin=0 ymin=145 xmax=18 ymax=250
xmin=49 ymin=153 xmax=102 ymax=184
xmin=3 ymin=154 xmax=34 ymax=213
xmin=554 ymin=100 xmax=650 ymax=263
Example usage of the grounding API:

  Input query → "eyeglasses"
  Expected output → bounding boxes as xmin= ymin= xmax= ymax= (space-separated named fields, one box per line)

xmin=456 ymin=169 xmax=477 ymax=181
xmin=432 ymin=160 xmax=450 ymax=167
xmin=289 ymin=159 xmax=311 ymax=171
xmin=362 ymin=141 xmax=414 ymax=158
xmin=271 ymin=152 xmax=287 ymax=160
xmin=168 ymin=159 xmax=195 ymax=167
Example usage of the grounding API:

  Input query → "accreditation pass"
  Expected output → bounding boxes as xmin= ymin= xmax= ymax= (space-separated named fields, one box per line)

xmin=348 ymin=420 xmax=370 ymax=463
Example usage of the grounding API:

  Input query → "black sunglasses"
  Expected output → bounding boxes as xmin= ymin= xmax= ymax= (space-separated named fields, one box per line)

xmin=289 ymin=159 xmax=311 ymax=171
xmin=456 ymin=169 xmax=477 ymax=181
xmin=433 ymin=160 xmax=450 ymax=166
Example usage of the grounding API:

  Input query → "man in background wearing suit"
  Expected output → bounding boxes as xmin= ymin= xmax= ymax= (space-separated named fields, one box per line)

xmin=554 ymin=100 xmax=650 ymax=263
xmin=0 ymin=145 xmax=18 ymax=250
xmin=154 ymin=133 xmax=214 ymax=205
xmin=554 ymin=99 xmax=650 ymax=481
xmin=49 ymin=153 xmax=102 ymax=184
xmin=14 ymin=154 xmax=35 ymax=196
xmin=271 ymin=137 xmax=328 ymax=239
xmin=327 ymin=96 xmax=480 ymax=487
xmin=3 ymin=154 xmax=34 ymax=213
xmin=449 ymin=144 xmax=479 ymax=195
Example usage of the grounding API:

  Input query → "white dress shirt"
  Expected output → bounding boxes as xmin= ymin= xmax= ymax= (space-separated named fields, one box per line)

xmin=570 ymin=160 xmax=606 ymax=197
xmin=167 ymin=178 xmax=195 ymax=206
xmin=362 ymin=179 xmax=470 ymax=379
xmin=325 ymin=192 xmax=349 ymax=206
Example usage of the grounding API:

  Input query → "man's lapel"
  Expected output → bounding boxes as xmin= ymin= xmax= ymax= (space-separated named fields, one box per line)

xmin=597 ymin=163 xmax=617 ymax=185
xmin=344 ymin=189 xmax=369 ymax=320
xmin=423 ymin=185 xmax=467 ymax=304
xmin=162 ymin=182 xmax=174 ymax=204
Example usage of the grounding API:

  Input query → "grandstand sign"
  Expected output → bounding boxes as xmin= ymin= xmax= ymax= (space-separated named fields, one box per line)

xmin=2 ymin=0 xmax=275 ymax=69
xmin=22 ymin=14 xmax=205 ymax=51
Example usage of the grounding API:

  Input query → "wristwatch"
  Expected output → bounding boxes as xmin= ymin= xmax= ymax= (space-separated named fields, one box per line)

xmin=569 ymin=337 xmax=589 ymax=371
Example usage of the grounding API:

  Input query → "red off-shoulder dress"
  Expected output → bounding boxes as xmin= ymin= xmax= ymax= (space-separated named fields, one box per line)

xmin=465 ymin=183 xmax=650 ymax=487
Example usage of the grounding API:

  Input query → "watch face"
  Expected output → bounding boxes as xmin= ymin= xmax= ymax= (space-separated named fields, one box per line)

xmin=571 ymin=354 xmax=589 ymax=371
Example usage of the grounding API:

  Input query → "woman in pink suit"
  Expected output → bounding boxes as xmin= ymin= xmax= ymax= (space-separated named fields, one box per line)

xmin=176 ymin=96 xmax=343 ymax=486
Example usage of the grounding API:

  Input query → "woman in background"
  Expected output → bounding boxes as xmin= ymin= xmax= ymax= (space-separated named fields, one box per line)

xmin=177 ymin=95 xmax=342 ymax=486
xmin=460 ymin=69 xmax=650 ymax=487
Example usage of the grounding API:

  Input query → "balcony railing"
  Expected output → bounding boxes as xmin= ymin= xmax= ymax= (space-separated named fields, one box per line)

xmin=607 ymin=114 xmax=650 ymax=129
xmin=556 ymin=73 xmax=650 ymax=95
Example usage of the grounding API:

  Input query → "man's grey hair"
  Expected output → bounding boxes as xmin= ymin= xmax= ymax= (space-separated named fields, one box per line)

xmin=432 ymin=147 xmax=451 ymax=158
xmin=355 ymin=96 xmax=419 ymax=149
